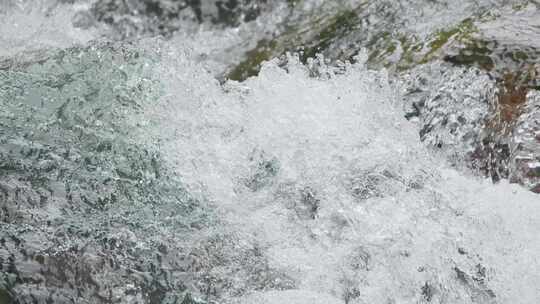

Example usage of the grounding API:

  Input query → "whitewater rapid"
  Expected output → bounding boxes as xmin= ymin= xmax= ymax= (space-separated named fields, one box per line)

xmin=1 ymin=1 xmax=539 ymax=304
xmin=145 ymin=45 xmax=540 ymax=303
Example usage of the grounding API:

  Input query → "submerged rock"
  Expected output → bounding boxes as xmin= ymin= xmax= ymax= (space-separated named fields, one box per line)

xmin=90 ymin=0 xmax=274 ymax=39
xmin=400 ymin=3 xmax=539 ymax=188
xmin=0 ymin=43 xmax=209 ymax=303
xmin=400 ymin=63 xmax=496 ymax=170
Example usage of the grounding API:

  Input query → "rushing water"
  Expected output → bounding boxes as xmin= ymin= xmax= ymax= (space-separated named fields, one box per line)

xmin=0 ymin=1 xmax=539 ymax=304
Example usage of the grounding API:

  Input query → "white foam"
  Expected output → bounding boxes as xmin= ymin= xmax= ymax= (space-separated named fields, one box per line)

xmin=139 ymin=44 xmax=540 ymax=303
xmin=0 ymin=0 xmax=99 ymax=58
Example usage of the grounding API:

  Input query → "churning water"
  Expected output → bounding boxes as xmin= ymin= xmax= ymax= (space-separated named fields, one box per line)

xmin=0 ymin=1 xmax=539 ymax=303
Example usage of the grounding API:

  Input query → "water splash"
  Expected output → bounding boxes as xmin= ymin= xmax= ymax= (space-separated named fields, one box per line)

xmin=0 ymin=1 xmax=539 ymax=304
xmin=0 ymin=0 xmax=98 ymax=59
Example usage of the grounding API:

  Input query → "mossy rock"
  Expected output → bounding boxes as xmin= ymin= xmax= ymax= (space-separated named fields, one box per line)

xmin=227 ymin=39 xmax=279 ymax=81
xmin=226 ymin=4 xmax=366 ymax=81
xmin=300 ymin=9 xmax=361 ymax=61
xmin=0 ymin=288 xmax=12 ymax=304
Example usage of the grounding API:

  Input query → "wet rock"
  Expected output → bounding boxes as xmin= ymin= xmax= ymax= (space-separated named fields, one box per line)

xmin=91 ymin=0 xmax=197 ymax=38
xmin=416 ymin=4 xmax=539 ymax=189
xmin=0 ymin=288 xmax=13 ymax=304
xmin=402 ymin=63 xmax=538 ymax=187
xmin=401 ymin=63 xmax=497 ymax=172
xmin=223 ymin=0 xmax=540 ymax=192
xmin=508 ymin=90 xmax=540 ymax=192
xmin=226 ymin=0 xmax=526 ymax=80
xmin=91 ymin=0 xmax=273 ymax=39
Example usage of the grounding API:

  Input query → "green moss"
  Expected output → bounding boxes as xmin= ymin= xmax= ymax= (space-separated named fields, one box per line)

xmin=366 ymin=31 xmax=423 ymax=70
xmin=396 ymin=35 xmax=422 ymax=70
xmin=366 ymin=31 xmax=391 ymax=63
xmin=513 ymin=50 xmax=529 ymax=61
xmin=368 ymin=48 xmax=381 ymax=63
xmin=227 ymin=6 xmax=509 ymax=80
xmin=369 ymin=41 xmax=399 ymax=67
xmin=421 ymin=18 xmax=475 ymax=63
xmin=367 ymin=31 xmax=391 ymax=48
xmin=227 ymin=6 xmax=364 ymax=81
xmin=443 ymin=35 xmax=539 ymax=77
xmin=302 ymin=10 xmax=360 ymax=60
xmin=386 ymin=43 xmax=397 ymax=54
xmin=226 ymin=39 xmax=278 ymax=81
xmin=446 ymin=52 xmax=494 ymax=70
xmin=423 ymin=24 xmax=462 ymax=60
xmin=287 ymin=0 xmax=300 ymax=8
xmin=429 ymin=28 xmax=460 ymax=51
xmin=444 ymin=39 xmax=494 ymax=70
xmin=0 ymin=288 xmax=12 ymax=304
xmin=512 ymin=2 xmax=528 ymax=11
